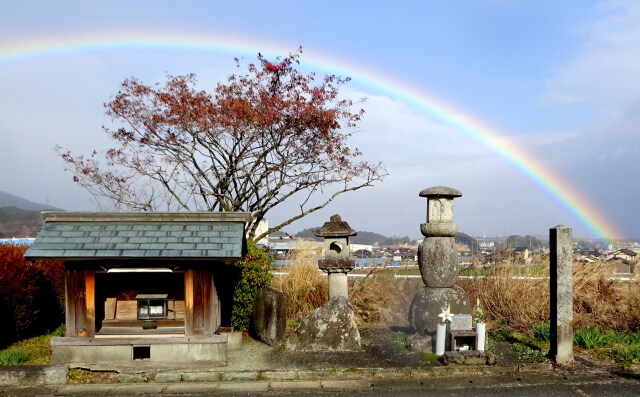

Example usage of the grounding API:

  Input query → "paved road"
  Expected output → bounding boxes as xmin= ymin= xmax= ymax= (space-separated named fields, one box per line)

xmin=2 ymin=370 xmax=639 ymax=396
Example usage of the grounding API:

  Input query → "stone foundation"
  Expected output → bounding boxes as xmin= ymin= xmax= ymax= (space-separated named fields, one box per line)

xmin=51 ymin=335 xmax=227 ymax=365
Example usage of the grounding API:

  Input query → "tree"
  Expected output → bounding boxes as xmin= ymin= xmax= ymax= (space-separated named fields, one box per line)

xmin=58 ymin=48 xmax=386 ymax=241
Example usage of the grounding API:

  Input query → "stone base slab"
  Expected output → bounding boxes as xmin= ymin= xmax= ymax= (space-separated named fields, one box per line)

xmin=51 ymin=336 xmax=227 ymax=365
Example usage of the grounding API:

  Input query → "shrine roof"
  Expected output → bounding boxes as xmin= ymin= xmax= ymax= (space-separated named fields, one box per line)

xmin=24 ymin=212 xmax=250 ymax=260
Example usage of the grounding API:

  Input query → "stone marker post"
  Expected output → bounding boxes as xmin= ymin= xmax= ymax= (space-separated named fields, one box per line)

xmin=549 ymin=225 xmax=574 ymax=364
xmin=315 ymin=215 xmax=357 ymax=299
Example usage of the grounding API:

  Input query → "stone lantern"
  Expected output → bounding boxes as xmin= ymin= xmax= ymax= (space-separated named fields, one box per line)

xmin=315 ymin=214 xmax=356 ymax=299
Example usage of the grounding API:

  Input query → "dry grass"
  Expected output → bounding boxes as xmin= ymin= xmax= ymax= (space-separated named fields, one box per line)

xmin=271 ymin=240 xmax=327 ymax=321
xmin=272 ymin=248 xmax=640 ymax=334
xmin=349 ymin=265 xmax=415 ymax=325
xmin=572 ymin=261 xmax=640 ymax=331
xmin=460 ymin=262 xmax=550 ymax=333
xmin=461 ymin=258 xmax=640 ymax=333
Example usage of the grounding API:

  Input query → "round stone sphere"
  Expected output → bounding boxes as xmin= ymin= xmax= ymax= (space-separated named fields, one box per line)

xmin=408 ymin=285 xmax=472 ymax=334
xmin=418 ymin=237 xmax=459 ymax=288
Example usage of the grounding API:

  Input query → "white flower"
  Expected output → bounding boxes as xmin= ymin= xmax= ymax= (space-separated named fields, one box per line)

xmin=438 ymin=303 xmax=453 ymax=323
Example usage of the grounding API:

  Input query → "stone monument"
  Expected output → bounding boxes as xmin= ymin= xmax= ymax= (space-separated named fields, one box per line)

xmin=408 ymin=186 xmax=472 ymax=350
xmin=315 ymin=214 xmax=357 ymax=299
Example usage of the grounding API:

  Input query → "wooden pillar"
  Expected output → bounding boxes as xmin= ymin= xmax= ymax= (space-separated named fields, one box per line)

xmin=185 ymin=269 xmax=220 ymax=336
xmin=85 ymin=270 xmax=95 ymax=337
xmin=185 ymin=269 xmax=195 ymax=336
xmin=549 ymin=225 xmax=574 ymax=364
xmin=65 ymin=268 xmax=95 ymax=337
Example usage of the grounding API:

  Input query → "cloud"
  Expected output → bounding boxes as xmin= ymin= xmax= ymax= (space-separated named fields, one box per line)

xmin=545 ymin=0 xmax=640 ymax=114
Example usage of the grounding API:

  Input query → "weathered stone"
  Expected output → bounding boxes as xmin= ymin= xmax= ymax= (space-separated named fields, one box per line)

xmin=418 ymin=237 xmax=459 ymax=288
xmin=420 ymin=222 xmax=457 ymax=237
xmin=253 ymin=288 xmax=286 ymax=346
xmin=314 ymin=214 xmax=357 ymax=238
xmin=408 ymin=285 xmax=472 ymax=335
xmin=318 ymin=257 xmax=355 ymax=272
xmin=327 ymin=272 xmax=349 ymax=299
xmin=549 ymin=225 xmax=574 ymax=364
xmin=155 ymin=373 xmax=182 ymax=383
xmin=285 ymin=296 xmax=360 ymax=351
xmin=439 ymin=350 xmax=497 ymax=366
xmin=408 ymin=333 xmax=434 ymax=352
xmin=181 ymin=372 xmax=221 ymax=382
xmin=450 ymin=314 xmax=473 ymax=331
xmin=419 ymin=186 xmax=463 ymax=198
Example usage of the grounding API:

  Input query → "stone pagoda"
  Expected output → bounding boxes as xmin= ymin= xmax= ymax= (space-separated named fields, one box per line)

xmin=408 ymin=186 xmax=472 ymax=348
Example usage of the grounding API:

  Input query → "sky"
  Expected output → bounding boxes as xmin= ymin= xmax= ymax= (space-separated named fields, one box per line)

xmin=0 ymin=0 xmax=639 ymax=240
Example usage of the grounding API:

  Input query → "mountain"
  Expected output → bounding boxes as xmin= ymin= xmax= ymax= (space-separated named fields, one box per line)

xmin=0 ymin=191 xmax=61 ymax=211
xmin=293 ymin=227 xmax=417 ymax=245
xmin=0 ymin=206 xmax=43 ymax=238
xmin=0 ymin=192 xmax=62 ymax=238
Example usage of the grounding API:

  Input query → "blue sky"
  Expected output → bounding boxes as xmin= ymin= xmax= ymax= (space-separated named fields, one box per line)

xmin=1 ymin=1 xmax=638 ymax=240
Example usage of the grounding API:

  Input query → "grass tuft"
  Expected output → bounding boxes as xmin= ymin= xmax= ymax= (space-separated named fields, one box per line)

xmin=511 ymin=342 xmax=548 ymax=363
xmin=0 ymin=349 xmax=30 ymax=366
xmin=532 ymin=322 xmax=551 ymax=342
xmin=393 ymin=331 xmax=409 ymax=349
xmin=574 ymin=328 xmax=624 ymax=349
xmin=612 ymin=345 xmax=640 ymax=367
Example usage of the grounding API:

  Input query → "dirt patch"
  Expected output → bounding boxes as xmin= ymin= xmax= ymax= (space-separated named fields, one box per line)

xmin=67 ymin=368 xmax=119 ymax=384
xmin=229 ymin=326 xmax=532 ymax=371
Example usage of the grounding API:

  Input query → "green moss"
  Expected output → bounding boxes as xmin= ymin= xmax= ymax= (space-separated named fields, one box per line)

xmin=421 ymin=353 xmax=439 ymax=363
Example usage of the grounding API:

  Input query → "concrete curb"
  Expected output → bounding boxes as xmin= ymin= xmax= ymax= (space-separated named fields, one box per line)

xmin=0 ymin=360 xmax=596 ymax=388
xmin=1 ymin=370 xmax=632 ymax=397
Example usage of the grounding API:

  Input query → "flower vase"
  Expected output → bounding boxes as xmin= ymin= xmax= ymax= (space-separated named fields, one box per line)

xmin=436 ymin=323 xmax=446 ymax=355
xmin=476 ymin=322 xmax=486 ymax=352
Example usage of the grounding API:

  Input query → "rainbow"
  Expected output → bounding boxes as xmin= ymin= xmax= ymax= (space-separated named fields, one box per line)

xmin=0 ymin=29 xmax=622 ymax=240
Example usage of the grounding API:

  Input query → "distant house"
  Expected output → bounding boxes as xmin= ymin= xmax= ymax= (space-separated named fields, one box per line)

xmin=611 ymin=249 xmax=638 ymax=263
xmin=607 ymin=249 xmax=638 ymax=274
xmin=576 ymin=249 xmax=602 ymax=264
xmin=24 ymin=211 xmax=249 ymax=365
xmin=512 ymin=247 xmax=529 ymax=259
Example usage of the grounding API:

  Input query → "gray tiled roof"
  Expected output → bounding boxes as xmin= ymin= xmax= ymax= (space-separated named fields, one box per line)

xmin=24 ymin=212 xmax=250 ymax=260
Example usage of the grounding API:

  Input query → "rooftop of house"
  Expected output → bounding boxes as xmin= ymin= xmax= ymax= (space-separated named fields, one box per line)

xmin=616 ymin=248 xmax=638 ymax=257
xmin=24 ymin=212 xmax=250 ymax=261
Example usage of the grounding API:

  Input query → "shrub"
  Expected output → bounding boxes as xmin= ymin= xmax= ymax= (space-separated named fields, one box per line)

xmin=0 ymin=244 xmax=64 ymax=347
xmin=532 ymin=322 xmax=550 ymax=342
xmin=230 ymin=240 xmax=273 ymax=331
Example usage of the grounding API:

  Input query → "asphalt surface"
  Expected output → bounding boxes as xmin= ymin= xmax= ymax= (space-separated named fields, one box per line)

xmin=2 ymin=367 xmax=639 ymax=396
